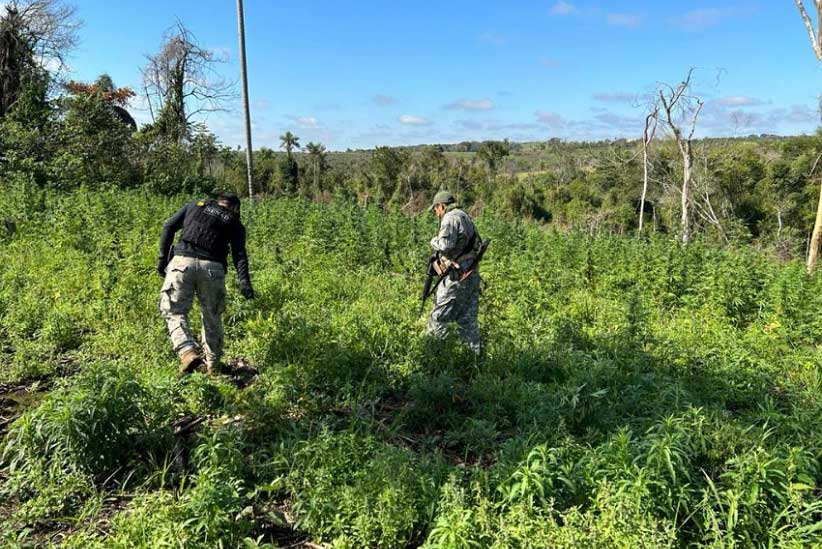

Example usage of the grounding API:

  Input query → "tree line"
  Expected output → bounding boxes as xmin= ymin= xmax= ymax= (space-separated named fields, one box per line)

xmin=4 ymin=1 xmax=822 ymax=264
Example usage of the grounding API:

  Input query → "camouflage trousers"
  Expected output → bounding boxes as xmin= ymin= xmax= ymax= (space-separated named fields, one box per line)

xmin=159 ymin=255 xmax=226 ymax=368
xmin=426 ymin=271 xmax=481 ymax=354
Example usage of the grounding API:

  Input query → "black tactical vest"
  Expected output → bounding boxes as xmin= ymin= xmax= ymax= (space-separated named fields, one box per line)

xmin=180 ymin=201 xmax=239 ymax=258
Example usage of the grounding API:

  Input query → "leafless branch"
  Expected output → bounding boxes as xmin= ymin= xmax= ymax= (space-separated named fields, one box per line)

xmin=807 ymin=149 xmax=822 ymax=178
xmin=796 ymin=0 xmax=822 ymax=60
xmin=142 ymin=21 xmax=236 ymax=140
xmin=657 ymin=69 xmax=705 ymax=243
xmin=0 ymin=0 xmax=79 ymax=115
xmin=10 ymin=0 xmax=79 ymax=72
xmin=686 ymin=99 xmax=704 ymax=141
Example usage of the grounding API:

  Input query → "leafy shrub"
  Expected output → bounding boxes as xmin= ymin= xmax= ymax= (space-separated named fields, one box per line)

xmin=2 ymin=362 xmax=173 ymax=486
xmin=2 ymin=191 xmax=822 ymax=547
xmin=282 ymin=430 xmax=445 ymax=547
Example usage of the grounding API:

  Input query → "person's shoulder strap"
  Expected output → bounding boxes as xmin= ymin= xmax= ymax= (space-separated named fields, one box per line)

xmin=458 ymin=211 xmax=480 ymax=256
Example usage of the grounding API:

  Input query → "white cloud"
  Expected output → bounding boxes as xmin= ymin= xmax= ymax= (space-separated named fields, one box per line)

xmin=373 ymin=94 xmax=398 ymax=106
xmin=455 ymin=119 xmax=538 ymax=132
xmin=399 ymin=114 xmax=432 ymax=126
xmin=715 ymin=96 xmax=768 ymax=107
xmin=607 ymin=13 xmax=643 ymax=29
xmin=785 ymin=104 xmax=817 ymax=124
xmin=314 ymin=102 xmax=342 ymax=111
xmin=532 ymin=108 xmax=644 ymax=137
xmin=672 ymin=8 xmax=744 ymax=30
xmin=697 ymin=100 xmax=818 ymax=136
xmin=535 ymin=110 xmax=569 ymax=128
xmin=479 ymin=31 xmax=507 ymax=45
xmin=593 ymin=111 xmax=638 ymax=131
xmin=444 ymin=98 xmax=495 ymax=111
xmin=539 ymin=57 xmax=561 ymax=68
xmin=550 ymin=1 xmax=577 ymax=16
xmin=592 ymin=92 xmax=636 ymax=104
xmin=287 ymin=115 xmax=321 ymax=129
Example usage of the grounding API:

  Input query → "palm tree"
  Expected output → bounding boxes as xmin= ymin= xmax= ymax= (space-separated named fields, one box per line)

xmin=94 ymin=73 xmax=115 ymax=92
xmin=304 ymin=141 xmax=327 ymax=191
xmin=280 ymin=131 xmax=300 ymax=156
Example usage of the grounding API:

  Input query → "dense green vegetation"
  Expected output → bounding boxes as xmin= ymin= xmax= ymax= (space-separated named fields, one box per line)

xmin=5 ymin=64 xmax=822 ymax=259
xmin=4 ymin=1 xmax=822 ymax=260
xmin=0 ymin=3 xmax=819 ymax=257
xmin=5 ymin=4 xmax=822 ymax=547
xmin=2 ymin=187 xmax=822 ymax=547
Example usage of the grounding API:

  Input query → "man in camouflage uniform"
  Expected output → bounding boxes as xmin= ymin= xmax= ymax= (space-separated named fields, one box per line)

xmin=157 ymin=192 xmax=254 ymax=376
xmin=426 ymin=190 xmax=482 ymax=354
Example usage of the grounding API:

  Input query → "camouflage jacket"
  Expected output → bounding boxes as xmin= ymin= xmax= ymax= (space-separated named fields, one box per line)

xmin=430 ymin=205 xmax=480 ymax=268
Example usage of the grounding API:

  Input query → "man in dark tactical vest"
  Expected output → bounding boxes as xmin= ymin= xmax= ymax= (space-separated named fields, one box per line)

xmin=426 ymin=190 xmax=482 ymax=354
xmin=157 ymin=192 xmax=254 ymax=376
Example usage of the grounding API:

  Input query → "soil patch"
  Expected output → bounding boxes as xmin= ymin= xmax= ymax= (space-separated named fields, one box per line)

xmin=223 ymin=356 xmax=260 ymax=389
xmin=0 ymin=384 xmax=48 ymax=437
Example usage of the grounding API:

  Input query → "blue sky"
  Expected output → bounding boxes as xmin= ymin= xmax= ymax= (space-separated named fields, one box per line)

xmin=68 ymin=1 xmax=822 ymax=150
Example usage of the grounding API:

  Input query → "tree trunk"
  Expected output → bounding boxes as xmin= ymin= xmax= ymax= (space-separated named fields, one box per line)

xmin=681 ymin=147 xmax=692 ymax=245
xmin=639 ymin=145 xmax=649 ymax=235
xmin=796 ymin=0 xmax=822 ymax=60
xmin=807 ymin=177 xmax=822 ymax=273
xmin=639 ymin=110 xmax=657 ymax=236
xmin=652 ymin=203 xmax=657 ymax=233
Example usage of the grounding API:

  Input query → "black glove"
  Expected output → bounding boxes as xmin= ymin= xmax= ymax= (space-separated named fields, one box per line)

xmin=240 ymin=282 xmax=255 ymax=300
xmin=157 ymin=259 xmax=168 ymax=278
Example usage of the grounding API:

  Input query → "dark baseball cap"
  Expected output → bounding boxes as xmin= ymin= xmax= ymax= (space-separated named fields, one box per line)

xmin=216 ymin=192 xmax=241 ymax=205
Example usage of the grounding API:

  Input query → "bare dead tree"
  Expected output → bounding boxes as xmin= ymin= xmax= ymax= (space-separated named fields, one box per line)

xmin=691 ymin=144 xmax=729 ymax=244
xmin=758 ymin=148 xmax=785 ymax=242
xmin=142 ymin=21 xmax=235 ymax=142
xmin=806 ymin=149 xmax=822 ymax=253
xmin=795 ymin=0 xmax=822 ymax=272
xmin=658 ymin=68 xmax=704 ymax=245
xmin=0 ymin=0 xmax=79 ymax=116
xmin=650 ymin=142 xmax=721 ymax=242
xmin=639 ymin=104 xmax=659 ymax=236
xmin=4 ymin=0 xmax=77 ymax=67
xmin=797 ymin=0 xmax=822 ymax=59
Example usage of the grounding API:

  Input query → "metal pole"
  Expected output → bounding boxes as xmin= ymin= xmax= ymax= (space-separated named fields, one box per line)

xmin=237 ymin=0 xmax=254 ymax=199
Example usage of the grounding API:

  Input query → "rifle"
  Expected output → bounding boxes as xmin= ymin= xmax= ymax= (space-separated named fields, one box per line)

xmin=419 ymin=252 xmax=444 ymax=316
xmin=418 ymin=239 xmax=490 ymax=316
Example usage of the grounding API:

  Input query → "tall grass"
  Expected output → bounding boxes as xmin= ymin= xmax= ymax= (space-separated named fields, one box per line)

xmin=2 ymin=186 xmax=822 ymax=546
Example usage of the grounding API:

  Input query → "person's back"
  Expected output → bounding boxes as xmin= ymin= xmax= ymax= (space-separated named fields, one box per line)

xmin=157 ymin=192 xmax=254 ymax=376
xmin=435 ymin=206 xmax=480 ymax=270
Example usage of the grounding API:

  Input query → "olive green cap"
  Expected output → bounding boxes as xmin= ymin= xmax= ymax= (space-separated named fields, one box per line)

xmin=430 ymin=190 xmax=455 ymax=210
